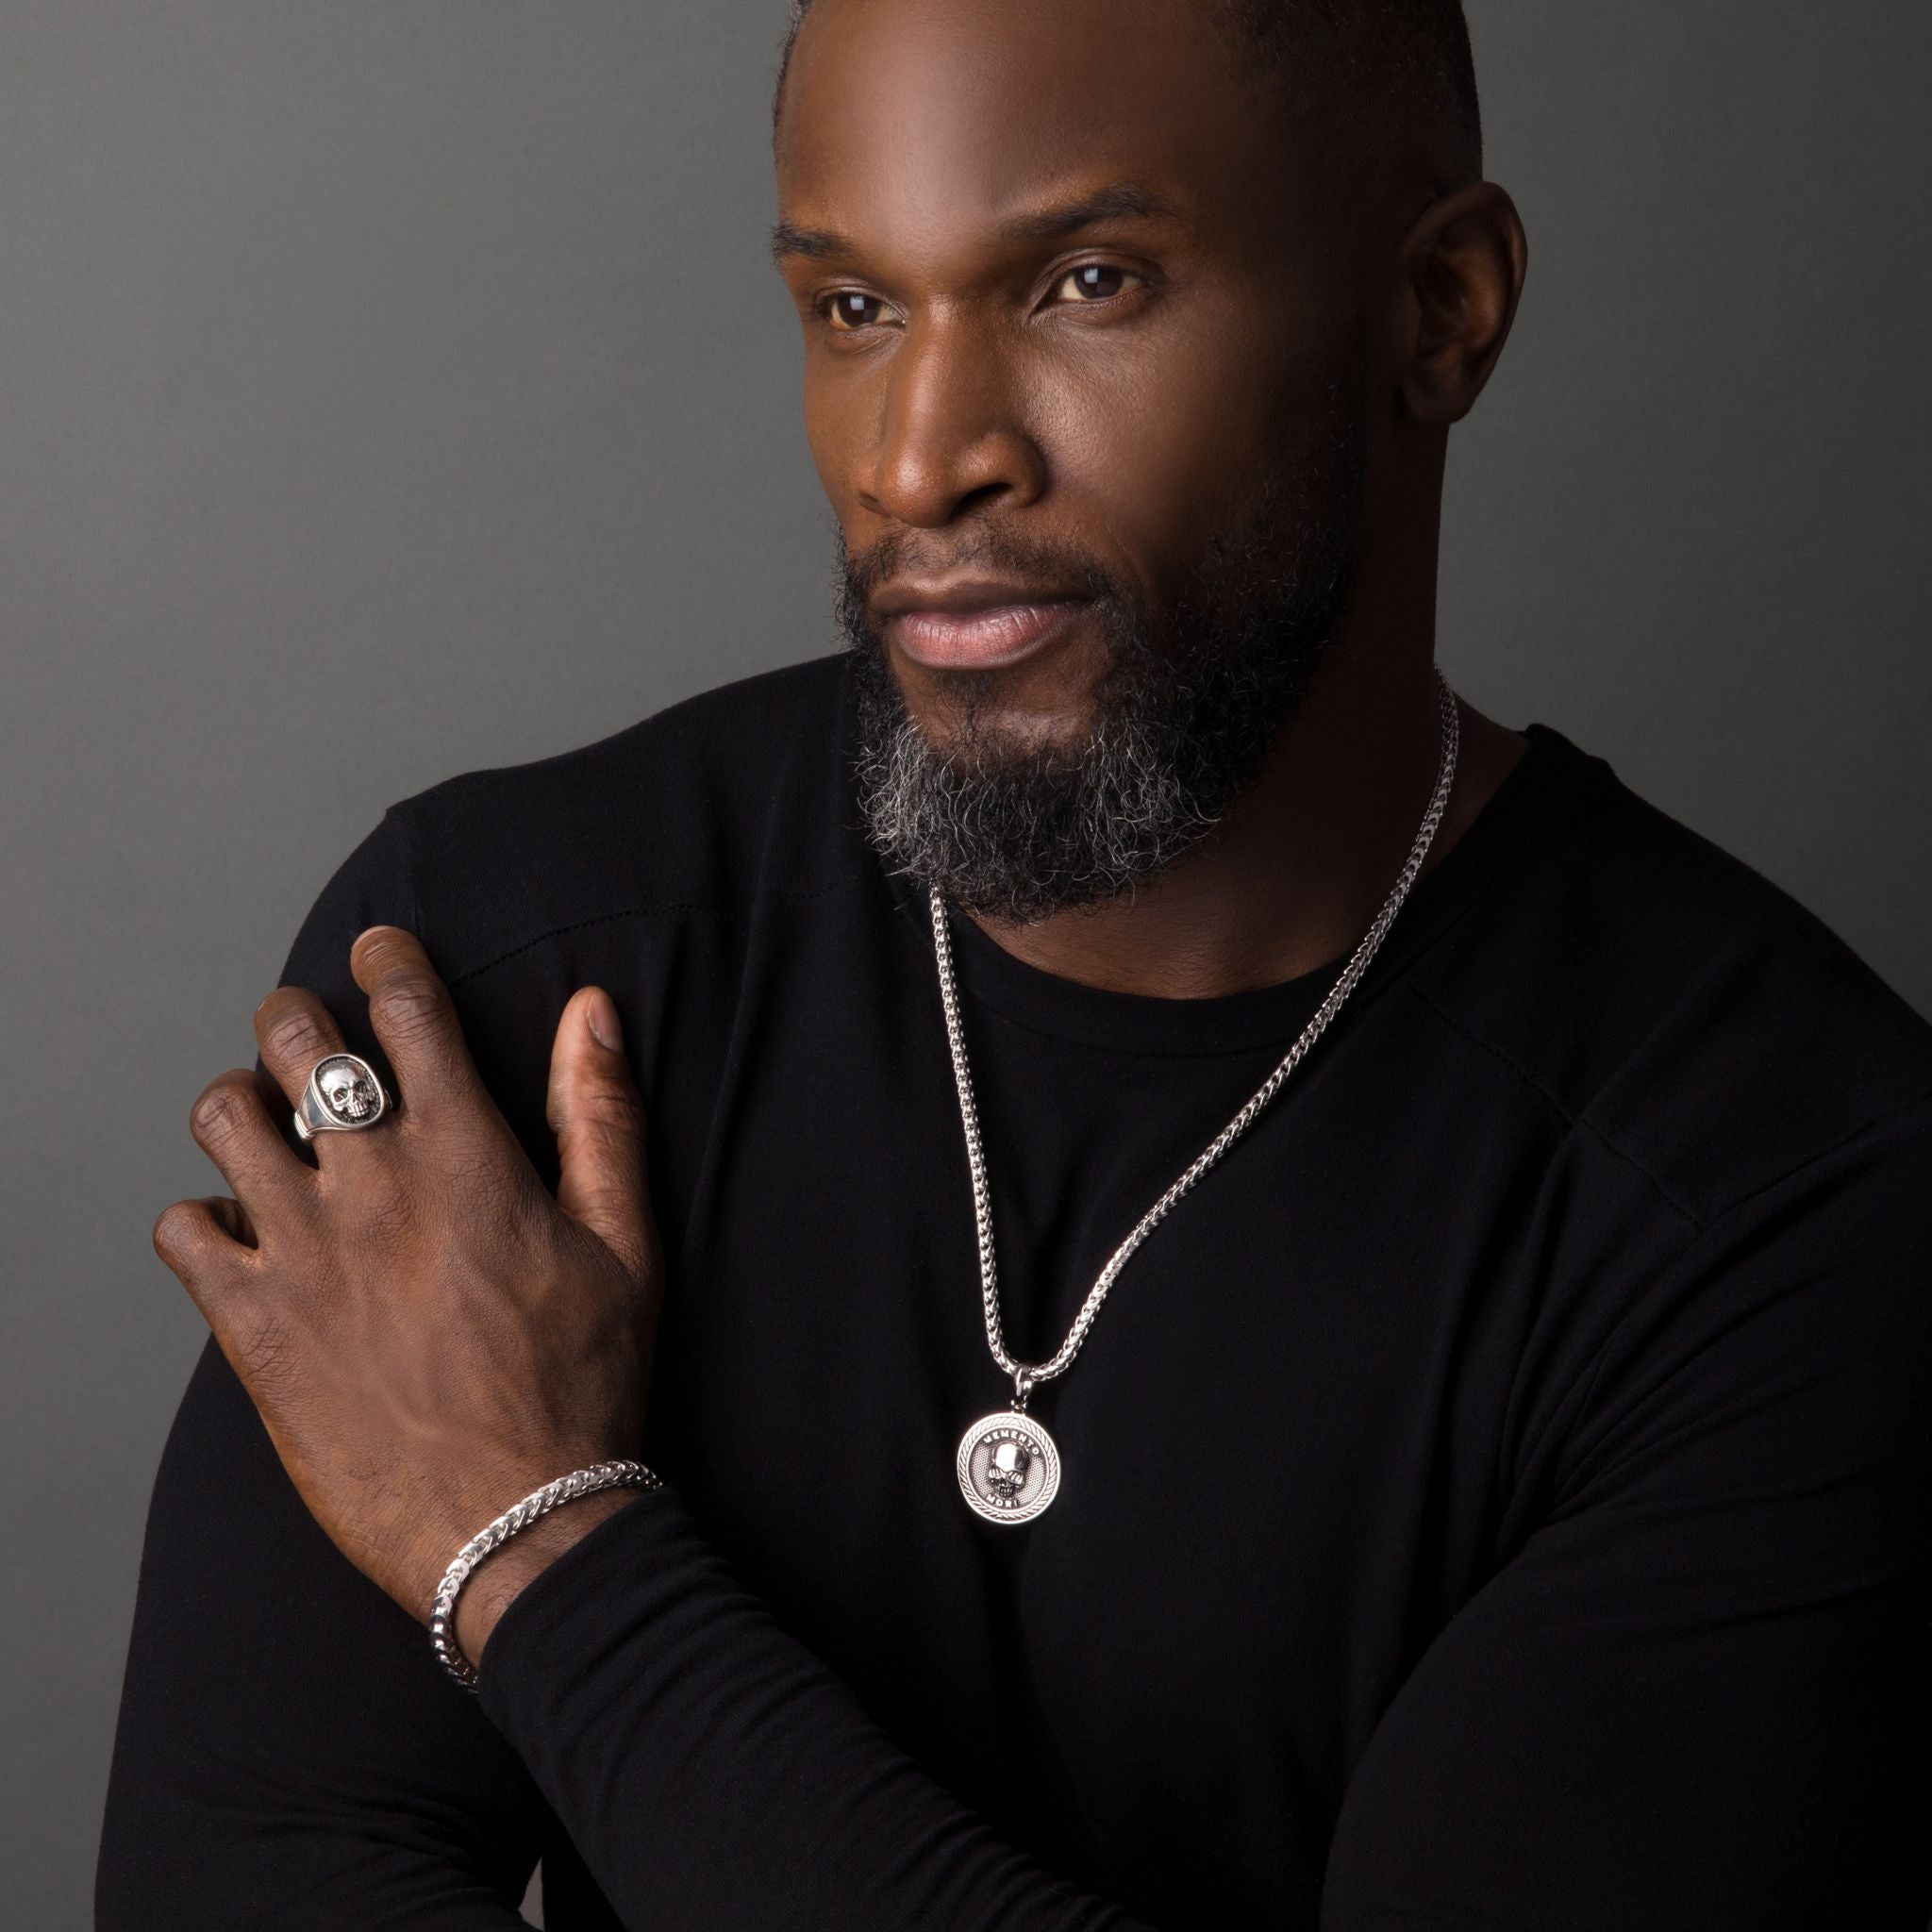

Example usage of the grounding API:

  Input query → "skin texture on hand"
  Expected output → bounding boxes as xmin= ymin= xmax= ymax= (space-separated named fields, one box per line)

xmin=151 ymin=925 xmax=664 ymax=1669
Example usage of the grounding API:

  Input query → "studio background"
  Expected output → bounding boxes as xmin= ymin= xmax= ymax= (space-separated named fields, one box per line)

xmin=5 ymin=3 xmax=1927 ymax=1924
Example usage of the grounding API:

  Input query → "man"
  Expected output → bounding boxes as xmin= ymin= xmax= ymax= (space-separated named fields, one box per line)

xmin=97 ymin=0 xmax=1932 ymax=1926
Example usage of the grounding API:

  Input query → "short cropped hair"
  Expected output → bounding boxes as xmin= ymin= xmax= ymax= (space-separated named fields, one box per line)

xmin=773 ymin=0 xmax=1482 ymax=219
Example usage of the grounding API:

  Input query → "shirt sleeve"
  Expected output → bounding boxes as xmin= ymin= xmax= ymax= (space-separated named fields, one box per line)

xmin=1320 ymin=1102 xmax=1932 ymax=1931
xmin=473 ymin=1480 xmax=1155 ymax=1932
xmin=95 ymin=812 xmax=552 ymax=1930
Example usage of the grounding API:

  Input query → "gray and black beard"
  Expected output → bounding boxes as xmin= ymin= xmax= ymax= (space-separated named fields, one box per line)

xmin=840 ymin=373 xmax=1368 ymax=924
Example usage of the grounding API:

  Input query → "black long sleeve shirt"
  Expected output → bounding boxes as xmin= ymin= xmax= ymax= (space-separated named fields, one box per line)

xmin=97 ymin=654 xmax=1932 ymax=1929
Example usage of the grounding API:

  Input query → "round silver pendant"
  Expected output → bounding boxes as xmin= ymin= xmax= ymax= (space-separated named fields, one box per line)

xmin=956 ymin=1410 xmax=1060 ymax=1524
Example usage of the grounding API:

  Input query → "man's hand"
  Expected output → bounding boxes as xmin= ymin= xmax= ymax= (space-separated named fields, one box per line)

xmin=152 ymin=925 xmax=663 ymax=1665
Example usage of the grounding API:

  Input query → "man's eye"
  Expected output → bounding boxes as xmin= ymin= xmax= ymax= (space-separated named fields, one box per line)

xmin=1051 ymin=263 xmax=1139 ymax=304
xmin=820 ymin=291 xmax=894 ymax=331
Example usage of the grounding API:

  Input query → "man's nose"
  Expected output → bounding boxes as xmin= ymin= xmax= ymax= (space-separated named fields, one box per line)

xmin=856 ymin=318 xmax=1048 ymax=528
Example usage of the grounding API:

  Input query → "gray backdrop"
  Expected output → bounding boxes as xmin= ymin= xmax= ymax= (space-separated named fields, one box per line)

xmin=6 ymin=3 xmax=1927 ymax=1924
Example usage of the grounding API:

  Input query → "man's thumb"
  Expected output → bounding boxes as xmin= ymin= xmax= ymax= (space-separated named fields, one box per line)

xmin=546 ymin=987 xmax=653 ymax=1275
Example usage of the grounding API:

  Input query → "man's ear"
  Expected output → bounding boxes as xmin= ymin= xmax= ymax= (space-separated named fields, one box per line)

xmin=1391 ymin=181 xmax=1529 ymax=427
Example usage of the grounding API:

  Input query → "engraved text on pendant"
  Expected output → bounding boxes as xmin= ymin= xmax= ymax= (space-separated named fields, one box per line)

xmin=956 ymin=1411 xmax=1060 ymax=1524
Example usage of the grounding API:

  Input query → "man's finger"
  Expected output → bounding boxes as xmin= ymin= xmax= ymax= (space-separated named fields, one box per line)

xmin=189 ymin=1069 xmax=308 ymax=1209
xmin=153 ymin=1196 xmax=291 ymax=1398
xmin=547 ymin=986 xmax=655 ymax=1279
xmin=254 ymin=985 xmax=351 ymax=1109
xmin=153 ymin=1195 xmax=258 ymax=1313
xmin=349 ymin=926 xmax=491 ymax=1125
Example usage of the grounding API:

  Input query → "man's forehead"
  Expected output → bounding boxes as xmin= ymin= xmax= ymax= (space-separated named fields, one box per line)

xmin=774 ymin=0 xmax=1299 ymax=260
xmin=778 ymin=0 xmax=1236 ymax=115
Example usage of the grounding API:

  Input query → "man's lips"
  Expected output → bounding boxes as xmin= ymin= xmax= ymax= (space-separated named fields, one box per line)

xmin=880 ymin=575 xmax=1105 ymax=675
xmin=882 ymin=596 xmax=1092 ymax=671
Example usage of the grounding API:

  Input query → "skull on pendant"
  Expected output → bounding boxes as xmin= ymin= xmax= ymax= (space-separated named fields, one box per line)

xmin=985 ymin=1437 xmax=1031 ymax=1501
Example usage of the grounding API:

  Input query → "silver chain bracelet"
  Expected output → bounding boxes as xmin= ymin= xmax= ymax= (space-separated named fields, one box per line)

xmin=428 ymin=1457 xmax=661 ymax=1691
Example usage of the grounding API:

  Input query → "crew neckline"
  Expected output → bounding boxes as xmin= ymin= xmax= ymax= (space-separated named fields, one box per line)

xmin=903 ymin=723 xmax=1593 ymax=1058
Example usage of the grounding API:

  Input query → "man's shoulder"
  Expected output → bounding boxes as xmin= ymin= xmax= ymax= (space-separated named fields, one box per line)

xmin=378 ymin=652 xmax=857 ymax=981
xmin=1413 ymin=723 xmax=1932 ymax=1229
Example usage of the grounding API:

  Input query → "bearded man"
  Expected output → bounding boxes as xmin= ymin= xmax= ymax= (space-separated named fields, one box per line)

xmin=97 ymin=1 xmax=1932 ymax=1926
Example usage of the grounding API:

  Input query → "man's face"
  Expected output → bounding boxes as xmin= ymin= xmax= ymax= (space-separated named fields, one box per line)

xmin=773 ymin=0 xmax=1374 ymax=918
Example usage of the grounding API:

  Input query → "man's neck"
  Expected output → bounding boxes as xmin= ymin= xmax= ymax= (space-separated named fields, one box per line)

xmin=966 ymin=646 xmax=1529 ymax=1001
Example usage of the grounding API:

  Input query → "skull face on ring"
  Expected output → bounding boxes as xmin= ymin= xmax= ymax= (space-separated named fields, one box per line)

xmin=317 ymin=1058 xmax=379 ymax=1123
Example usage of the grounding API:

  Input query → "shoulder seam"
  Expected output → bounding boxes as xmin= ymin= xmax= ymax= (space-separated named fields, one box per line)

xmin=1541 ymin=1086 xmax=1932 ymax=1511
xmin=442 ymin=876 xmax=859 ymax=990
xmin=1396 ymin=976 xmax=1704 ymax=1231
xmin=1696 ymin=1085 xmax=1932 ymax=1225
xmin=1400 ymin=978 xmax=1932 ymax=1239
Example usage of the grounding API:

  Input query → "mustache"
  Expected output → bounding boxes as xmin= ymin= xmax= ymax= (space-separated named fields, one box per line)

xmin=835 ymin=524 xmax=1125 ymax=619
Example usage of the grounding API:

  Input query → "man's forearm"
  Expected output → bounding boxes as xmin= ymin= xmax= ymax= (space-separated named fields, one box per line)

xmin=471 ymin=1478 xmax=1153 ymax=1932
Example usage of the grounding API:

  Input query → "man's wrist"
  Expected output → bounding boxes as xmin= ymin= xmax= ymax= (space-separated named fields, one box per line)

xmin=451 ymin=1485 xmax=647 ymax=1668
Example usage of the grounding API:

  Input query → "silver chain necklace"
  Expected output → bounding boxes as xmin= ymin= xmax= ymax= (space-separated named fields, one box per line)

xmin=937 ymin=666 xmax=1461 ymax=1523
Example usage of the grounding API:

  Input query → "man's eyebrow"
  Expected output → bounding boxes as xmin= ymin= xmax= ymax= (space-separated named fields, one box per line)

xmin=769 ymin=182 xmax=1182 ymax=268
xmin=991 ymin=181 xmax=1182 ymax=242
xmin=769 ymin=219 xmax=849 ymax=266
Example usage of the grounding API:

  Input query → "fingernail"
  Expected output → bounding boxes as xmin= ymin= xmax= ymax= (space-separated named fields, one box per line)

xmin=586 ymin=990 xmax=624 ymax=1052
